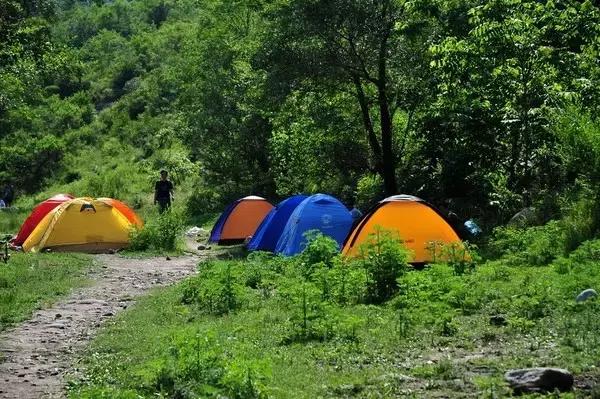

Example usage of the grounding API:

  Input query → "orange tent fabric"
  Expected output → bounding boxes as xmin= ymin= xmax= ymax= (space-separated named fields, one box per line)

xmin=210 ymin=196 xmax=274 ymax=244
xmin=98 ymin=198 xmax=143 ymax=228
xmin=343 ymin=195 xmax=462 ymax=263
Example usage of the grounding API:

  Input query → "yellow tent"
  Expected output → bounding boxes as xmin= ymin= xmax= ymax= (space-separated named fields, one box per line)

xmin=23 ymin=198 xmax=136 ymax=253
xmin=343 ymin=195 xmax=463 ymax=263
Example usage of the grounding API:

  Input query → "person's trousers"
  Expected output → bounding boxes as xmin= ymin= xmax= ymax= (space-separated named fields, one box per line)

xmin=158 ymin=199 xmax=171 ymax=214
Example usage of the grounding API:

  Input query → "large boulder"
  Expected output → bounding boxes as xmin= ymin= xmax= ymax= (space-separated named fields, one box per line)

xmin=576 ymin=288 xmax=598 ymax=303
xmin=505 ymin=368 xmax=573 ymax=394
xmin=508 ymin=207 xmax=539 ymax=228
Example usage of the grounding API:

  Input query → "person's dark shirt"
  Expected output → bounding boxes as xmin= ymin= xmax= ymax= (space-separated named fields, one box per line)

xmin=155 ymin=180 xmax=173 ymax=201
xmin=3 ymin=185 xmax=14 ymax=203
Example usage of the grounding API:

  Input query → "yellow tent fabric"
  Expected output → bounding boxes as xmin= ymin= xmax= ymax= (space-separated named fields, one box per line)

xmin=343 ymin=195 xmax=462 ymax=263
xmin=23 ymin=198 xmax=134 ymax=253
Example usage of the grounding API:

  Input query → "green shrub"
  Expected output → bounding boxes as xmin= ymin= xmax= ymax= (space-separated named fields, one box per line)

xmin=129 ymin=210 xmax=184 ymax=251
xmin=352 ymin=227 xmax=410 ymax=304
xmin=181 ymin=261 xmax=245 ymax=315
xmin=427 ymin=241 xmax=479 ymax=275
xmin=278 ymin=278 xmax=362 ymax=344
xmin=299 ymin=231 xmax=340 ymax=277
xmin=187 ymin=184 xmax=224 ymax=215
xmin=489 ymin=222 xmax=565 ymax=266
xmin=561 ymin=193 xmax=600 ymax=252
xmin=139 ymin=331 xmax=269 ymax=399
xmin=325 ymin=259 xmax=368 ymax=305
xmin=488 ymin=189 xmax=600 ymax=266
xmin=568 ymin=239 xmax=600 ymax=264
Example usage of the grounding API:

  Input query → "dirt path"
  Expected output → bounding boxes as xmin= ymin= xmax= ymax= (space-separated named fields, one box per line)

xmin=0 ymin=254 xmax=200 ymax=399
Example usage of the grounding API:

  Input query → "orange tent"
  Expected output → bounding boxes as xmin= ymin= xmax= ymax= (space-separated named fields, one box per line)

xmin=209 ymin=196 xmax=274 ymax=245
xmin=343 ymin=195 xmax=462 ymax=263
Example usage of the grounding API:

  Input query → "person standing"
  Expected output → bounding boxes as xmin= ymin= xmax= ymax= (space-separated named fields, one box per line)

xmin=154 ymin=170 xmax=174 ymax=214
xmin=2 ymin=183 xmax=14 ymax=207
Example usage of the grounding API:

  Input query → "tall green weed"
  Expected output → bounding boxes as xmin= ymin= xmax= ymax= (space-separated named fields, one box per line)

xmin=129 ymin=210 xmax=184 ymax=251
xmin=180 ymin=261 xmax=245 ymax=315
xmin=351 ymin=227 xmax=410 ymax=304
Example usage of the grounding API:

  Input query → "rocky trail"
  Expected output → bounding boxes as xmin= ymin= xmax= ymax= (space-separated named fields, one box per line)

xmin=0 ymin=253 xmax=201 ymax=399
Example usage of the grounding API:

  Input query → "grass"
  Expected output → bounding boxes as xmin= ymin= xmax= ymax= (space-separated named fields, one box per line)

xmin=0 ymin=252 xmax=94 ymax=331
xmin=69 ymin=237 xmax=600 ymax=398
xmin=0 ymin=208 xmax=29 ymax=236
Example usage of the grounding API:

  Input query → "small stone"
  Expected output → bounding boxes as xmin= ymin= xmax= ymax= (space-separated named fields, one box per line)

xmin=490 ymin=315 xmax=508 ymax=326
xmin=55 ymin=313 xmax=62 ymax=319
xmin=333 ymin=384 xmax=363 ymax=395
xmin=576 ymin=289 xmax=598 ymax=303
xmin=48 ymin=324 xmax=65 ymax=330
xmin=102 ymin=311 xmax=114 ymax=317
xmin=505 ymin=367 xmax=573 ymax=394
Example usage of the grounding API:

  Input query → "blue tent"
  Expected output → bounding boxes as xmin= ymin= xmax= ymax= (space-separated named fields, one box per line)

xmin=247 ymin=195 xmax=308 ymax=252
xmin=275 ymin=194 xmax=353 ymax=256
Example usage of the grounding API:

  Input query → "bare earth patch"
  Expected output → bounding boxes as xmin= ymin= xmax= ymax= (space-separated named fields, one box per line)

xmin=0 ymin=254 xmax=200 ymax=399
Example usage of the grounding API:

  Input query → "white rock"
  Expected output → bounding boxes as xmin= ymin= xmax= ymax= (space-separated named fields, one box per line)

xmin=576 ymin=288 xmax=598 ymax=303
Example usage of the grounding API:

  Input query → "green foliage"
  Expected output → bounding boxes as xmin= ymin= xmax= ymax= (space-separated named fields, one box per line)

xmin=0 ymin=207 xmax=29 ymax=235
xmin=129 ymin=210 xmax=184 ymax=252
xmin=298 ymin=231 xmax=339 ymax=276
xmin=352 ymin=228 xmax=410 ymax=304
xmin=180 ymin=261 xmax=245 ymax=315
xmin=489 ymin=190 xmax=600 ymax=265
xmin=355 ymin=174 xmax=384 ymax=211
xmin=186 ymin=184 xmax=224 ymax=215
xmin=2 ymin=0 xmax=600 ymax=228
xmin=73 ymin=226 xmax=600 ymax=397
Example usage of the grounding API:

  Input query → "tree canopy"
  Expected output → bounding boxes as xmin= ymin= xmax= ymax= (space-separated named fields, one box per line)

xmin=2 ymin=0 xmax=600 ymax=224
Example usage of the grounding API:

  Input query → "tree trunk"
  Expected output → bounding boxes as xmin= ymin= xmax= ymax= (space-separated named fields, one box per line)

xmin=352 ymin=75 xmax=383 ymax=175
xmin=378 ymin=83 xmax=397 ymax=196
xmin=377 ymin=29 xmax=397 ymax=196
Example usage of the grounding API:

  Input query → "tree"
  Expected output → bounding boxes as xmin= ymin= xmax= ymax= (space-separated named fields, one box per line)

xmin=258 ymin=0 xmax=434 ymax=196
xmin=427 ymin=0 xmax=600 ymax=211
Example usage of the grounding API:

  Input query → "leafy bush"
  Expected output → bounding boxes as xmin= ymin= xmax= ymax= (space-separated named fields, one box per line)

xmin=568 ymin=239 xmax=600 ymax=264
xmin=351 ymin=227 xmax=410 ymax=304
xmin=488 ymin=190 xmax=600 ymax=266
xmin=320 ymin=259 xmax=367 ymax=305
xmin=141 ymin=331 xmax=269 ymax=399
xmin=489 ymin=222 xmax=564 ymax=266
xmin=355 ymin=174 xmax=384 ymax=211
xmin=298 ymin=231 xmax=340 ymax=277
xmin=187 ymin=184 xmax=224 ymax=215
xmin=278 ymin=278 xmax=362 ymax=344
xmin=129 ymin=210 xmax=184 ymax=251
xmin=426 ymin=241 xmax=479 ymax=275
xmin=561 ymin=193 xmax=600 ymax=252
xmin=244 ymin=252 xmax=289 ymax=299
xmin=181 ymin=261 xmax=245 ymax=315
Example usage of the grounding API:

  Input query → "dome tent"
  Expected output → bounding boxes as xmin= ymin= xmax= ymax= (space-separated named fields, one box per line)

xmin=209 ymin=196 xmax=274 ymax=245
xmin=247 ymin=195 xmax=308 ymax=252
xmin=11 ymin=194 xmax=74 ymax=247
xmin=342 ymin=195 xmax=462 ymax=263
xmin=275 ymin=194 xmax=353 ymax=256
xmin=23 ymin=198 xmax=141 ymax=253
